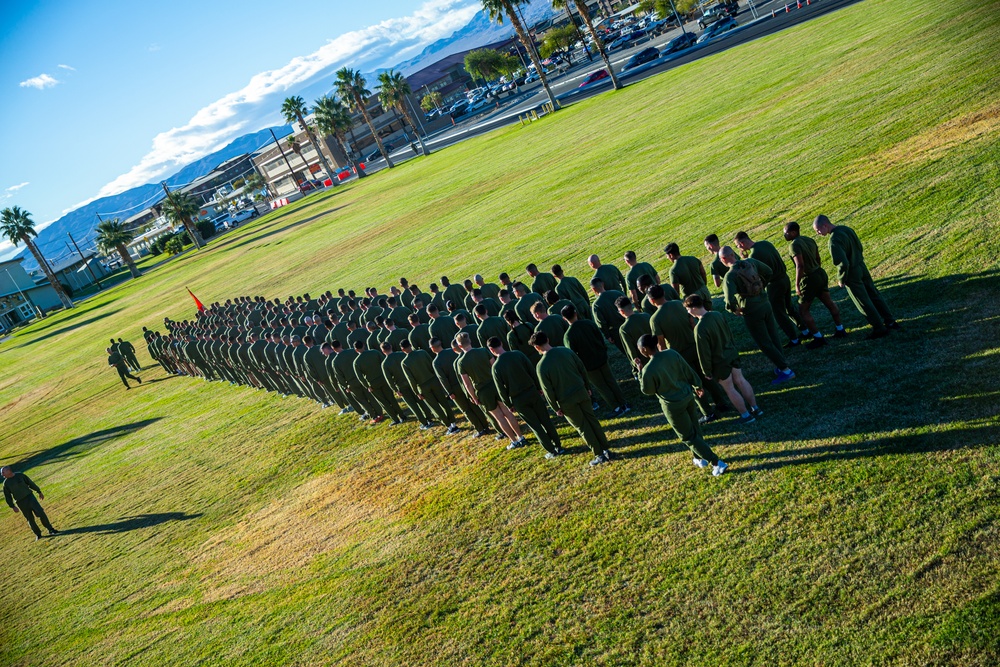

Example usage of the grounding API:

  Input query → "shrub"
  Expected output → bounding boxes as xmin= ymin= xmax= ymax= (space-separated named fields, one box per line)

xmin=196 ymin=220 xmax=216 ymax=240
xmin=148 ymin=244 xmax=162 ymax=257
xmin=164 ymin=237 xmax=184 ymax=256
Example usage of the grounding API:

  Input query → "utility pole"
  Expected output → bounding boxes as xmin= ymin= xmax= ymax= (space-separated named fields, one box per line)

xmin=68 ymin=231 xmax=101 ymax=289
xmin=269 ymin=128 xmax=298 ymax=185
xmin=669 ymin=0 xmax=688 ymax=35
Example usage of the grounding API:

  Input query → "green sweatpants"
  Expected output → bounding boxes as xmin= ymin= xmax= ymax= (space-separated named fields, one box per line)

xmin=512 ymin=390 xmax=561 ymax=454
xmin=767 ymin=277 xmax=802 ymax=341
xmin=586 ymin=363 xmax=626 ymax=409
xmin=344 ymin=381 xmax=379 ymax=417
xmin=662 ymin=394 xmax=719 ymax=465
xmin=561 ymin=397 xmax=610 ymax=456
xmin=680 ymin=349 xmax=731 ymax=414
xmin=843 ymin=266 xmax=892 ymax=332
xmin=743 ymin=301 xmax=788 ymax=369
xmin=324 ymin=381 xmax=349 ymax=409
xmin=398 ymin=385 xmax=433 ymax=423
xmin=419 ymin=382 xmax=455 ymax=425
xmin=369 ymin=384 xmax=404 ymax=421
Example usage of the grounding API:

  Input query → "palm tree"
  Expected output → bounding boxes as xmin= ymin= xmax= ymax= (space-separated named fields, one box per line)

xmin=314 ymin=94 xmax=366 ymax=178
xmin=553 ymin=0 xmax=622 ymax=90
xmin=95 ymin=218 xmax=140 ymax=279
xmin=334 ymin=68 xmax=394 ymax=168
xmin=160 ymin=191 xmax=204 ymax=249
xmin=482 ymin=0 xmax=560 ymax=111
xmin=280 ymin=96 xmax=336 ymax=180
xmin=243 ymin=172 xmax=269 ymax=201
xmin=0 ymin=206 xmax=73 ymax=310
xmin=377 ymin=70 xmax=430 ymax=156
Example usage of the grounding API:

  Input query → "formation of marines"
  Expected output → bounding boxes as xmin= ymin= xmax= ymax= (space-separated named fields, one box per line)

xmin=125 ymin=214 xmax=897 ymax=477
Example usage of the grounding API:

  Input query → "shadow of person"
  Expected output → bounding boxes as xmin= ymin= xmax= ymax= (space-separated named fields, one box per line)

xmin=52 ymin=512 xmax=202 ymax=536
xmin=9 ymin=418 xmax=162 ymax=471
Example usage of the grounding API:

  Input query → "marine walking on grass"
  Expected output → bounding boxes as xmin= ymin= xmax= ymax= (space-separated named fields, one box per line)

xmin=3 ymin=466 xmax=59 ymax=541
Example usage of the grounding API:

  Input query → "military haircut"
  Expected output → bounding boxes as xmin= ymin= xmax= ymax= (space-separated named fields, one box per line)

xmin=551 ymin=264 xmax=563 ymax=277
xmin=590 ymin=277 xmax=605 ymax=288
xmin=734 ymin=231 xmax=751 ymax=242
xmin=380 ymin=342 xmax=392 ymax=352
xmin=503 ymin=310 xmax=520 ymax=325
xmin=664 ymin=242 xmax=680 ymax=256
xmin=684 ymin=294 xmax=706 ymax=309
xmin=456 ymin=332 xmax=472 ymax=347
xmin=637 ymin=274 xmax=654 ymax=289
xmin=615 ymin=296 xmax=633 ymax=310
xmin=528 ymin=331 xmax=549 ymax=347
xmin=545 ymin=290 xmax=559 ymax=305
xmin=561 ymin=304 xmax=577 ymax=320
xmin=531 ymin=301 xmax=547 ymax=315
xmin=427 ymin=304 xmax=439 ymax=314
xmin=353 ymin=341 xmax=365 ymax=350
xmin=624 ymin=251 xmax=637 ymax=261
xmin=638 ymin=333 xmax=658 ymax=353
xmin=648 ymin=284 xmax=665 ymax=300
xmin=303 ymin=335 xmax=314 ymax=345
xmin=399 ymin=339 xmax=412 ymax=350
xmin=474 ymin=304 xmax=488 ymax=316
xmin=526 ymin=263 xmax=538 ymax=273
xmin=486 ymin=336 xmax=504 ymax=350
xmin=704 ymin=233 xmax=720 ymax=245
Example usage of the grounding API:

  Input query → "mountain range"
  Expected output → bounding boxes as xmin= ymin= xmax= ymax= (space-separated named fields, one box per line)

xmin=20 ymin=0 xmax=561 ymax=268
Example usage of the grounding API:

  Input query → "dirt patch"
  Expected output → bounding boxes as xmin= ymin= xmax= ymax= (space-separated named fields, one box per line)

xmin=868 ymin=102 xmax=1000 ymax=171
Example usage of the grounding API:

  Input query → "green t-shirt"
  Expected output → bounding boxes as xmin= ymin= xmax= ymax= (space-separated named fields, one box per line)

xmin=709 ymin=254 xmax=729 ymax=287
xmin=626 ymin=261 xmax=659 ymax=291
xmin=492 ymin=350 xmax=540 ymax=405
xmin=650 ymin=300 xmax=696 ymax=357
xmin=693 ymin=311 xmax=739 ymax=378
xmin=669 ymin=256 xmax=708 ymax=298
xmin=748 ymin=240 xmax=790 ymax=282
xmin=592 ymin=290 xmax=626 ymax=335
xmin=619 ymin=312 xmax=652 ymax=366
xmin=593 ymin=264 xmax=627 ymax=293
xmin=477 ymin=316 xmax=510 ymax=349
xmin=534 ymin=314 xmax=568 ymax=347
xmin=640 ymin=349 xmax=701 ymax=405
xmin=537 ymin=346 xmax=591 ymax=411
xmin=432 ymin=348 xmax=462 ymax=394
xmin=789 ymin=235 xmax=822 ymax=275
xmin=401 ymin=349 xmax=438 ymax=394
xmin=722 ymin=257 xmax=773 ymax=314
xmin=457 ymin=347 xmax=494 ymax=391
xmin=381 ymin=352 xmax=410 ymax=391
xmin=563 ymin=319 xmax=608 ymax=371
xmin=829 ymin=225 xmax=867 ymax=282
xmin=531 ymin=272 xmax=558 ymax=296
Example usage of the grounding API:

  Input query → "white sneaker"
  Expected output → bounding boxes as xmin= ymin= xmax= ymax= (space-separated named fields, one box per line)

xmin=693 ymin=457 xmax=709 ymax=469
xmin=712 ymin=461 xmax=729 ymax=476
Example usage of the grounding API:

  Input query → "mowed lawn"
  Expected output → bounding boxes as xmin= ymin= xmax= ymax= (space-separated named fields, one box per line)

xmin=2 ymin=0 xmax=1000 ymax=663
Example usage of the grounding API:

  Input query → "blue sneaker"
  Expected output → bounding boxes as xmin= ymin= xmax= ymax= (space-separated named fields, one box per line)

xmin=771 ymin=369 xmax=796 ymax=385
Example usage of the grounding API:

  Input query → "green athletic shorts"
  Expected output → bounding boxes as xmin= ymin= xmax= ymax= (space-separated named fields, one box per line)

xmin=476 ymin=382 xmax=500 ymax=411
xmin=712 ymin=356 xmax=740 ymax=382
xmin=799 ymin=268 xmax=829 ymax=304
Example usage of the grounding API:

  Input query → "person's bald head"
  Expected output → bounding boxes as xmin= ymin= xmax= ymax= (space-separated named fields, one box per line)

xmin=813 ymin=214 xmax=834 ymax=236
xmin=588 ymin=254 xmax=600 ymax=269
xmin=719 ymin=246 xmax=739 ymax=266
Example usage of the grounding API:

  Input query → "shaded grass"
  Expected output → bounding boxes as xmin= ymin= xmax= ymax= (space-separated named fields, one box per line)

xmin=1 ymin=0 xmax=999 ymax=664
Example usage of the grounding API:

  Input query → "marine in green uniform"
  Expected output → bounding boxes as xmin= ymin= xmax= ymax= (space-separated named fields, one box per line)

xmin=616 ymin=296 xmax=652 ymax=376
xmin=719 ymin=245 xmax=796 ymax=384
xmin=440 ymin=276 xmax=467 ymax=314
xmin=407 ymin=314 xmax=433 ymax=352
xmin=489 ymin=338 xmax=563 ymax=457
xmin=474 ymin=274 xmax=501 ymax=301
xmin=544 ymin=290 xmax=574 ymax=319
xmin=116 ymin=337 xmax=141 ymax=371
xmin=427 ymin=304 xmax=459 ymax=349
xmin=531 ymin=301 xmax=568 ymax=347
xmin=647 ymin=285 xmax=730 ymax=420
xmin=381 ymin=343 xmax=434 ymax=427
xmin=703 ymin=234 xmax=729 ymax=290
xmin=3 ymin=467 xmax=58 ymax=540
xmin=664 ymin=242 xmax=713 ymax=309
xmin=636 ymin=336 xmax=728 ymax=476
xmin=475 ymin=304 xmax=510 ymax=350
xmin=623 ymin=251 xmax=660 ymax=305
xmin=353 ymin=341 xmax=404 ymax=424
xmin=685 ymin=294 xmax=761 ymax=425
xmin=107 ymin=346 xmax=141 ymax=389
xmin=814 ymin=214 xmax=898 ymax=339
xmin=551 ymin=263 xmax=593 ymax=320
xmin=590 ymin=277 xmax=627 ymax=354
xmin=734 ymin=231 xmax=803 ymax=347
xmin=456 ymin=332 xmax=525 ymax=448
xmin=588 ymin=254 xmax=628 ymax=294
xmin=504 ymin=311 xmax=541 ymax=365
xmin=526 ymin=263 xmax=557 ymax=297
xmin=783 ymin=221 xmax=846 ymax=348
xmin=636 ymin=274 xmax=679 ymax=315
xmin=562 ymin=304 xmax=629 ymax=416
xmin=329 ymin=341 xmax=380 ymax=422
xmin=512 ymin=283 xmax=544 ymax=325
xmin=400 ymin=340 xmax=459 ymax=433
xmin=430 ymin=338 xmax=492 ymax=434
xmin=532 ymin=331 xmax=614 ymax=466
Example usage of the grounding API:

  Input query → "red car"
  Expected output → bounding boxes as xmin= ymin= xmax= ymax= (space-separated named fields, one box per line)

xmin=579 ymin=69 xmax=610 ymax=87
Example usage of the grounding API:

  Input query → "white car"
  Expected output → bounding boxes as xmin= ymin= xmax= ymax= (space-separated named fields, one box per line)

xmin=229 ymin=209 xmax=257 ymax=226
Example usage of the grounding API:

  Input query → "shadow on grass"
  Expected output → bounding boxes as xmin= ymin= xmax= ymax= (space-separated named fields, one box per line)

xmin=212 ymin=201 xmax=352 ymax=253
xmin=10 ymin=418 xmax=161 ymax=472
xmin=54 ymin=512 xmax=202 ymax=536
xmin=10 ymin=309 xmax=121 ymax=350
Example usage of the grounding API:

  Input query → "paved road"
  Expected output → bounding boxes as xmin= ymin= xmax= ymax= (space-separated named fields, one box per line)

xmin=359 ymin=0 xmax=863 ymax=173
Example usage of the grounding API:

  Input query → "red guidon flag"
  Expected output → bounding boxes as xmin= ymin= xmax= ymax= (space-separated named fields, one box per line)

xmin=186 ymin=287 xmax=205 ymax=313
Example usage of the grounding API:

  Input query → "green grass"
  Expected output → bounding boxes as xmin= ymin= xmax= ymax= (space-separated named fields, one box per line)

xmin=2 ymin=0 xmax=1000 ymax=663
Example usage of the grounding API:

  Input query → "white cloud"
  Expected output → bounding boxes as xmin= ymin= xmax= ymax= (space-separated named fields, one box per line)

xmin=148 ymin=43 xmax=161 ymax=52
xmin=5 ymin=182 xmax=29 ymax=192
xmin=57 ymin=64 xmax=76 ymax=71
xmin=93 ymin=0 xmax=481 ymax=199
xmin=19 ymin=73 xmax=59 ymax=89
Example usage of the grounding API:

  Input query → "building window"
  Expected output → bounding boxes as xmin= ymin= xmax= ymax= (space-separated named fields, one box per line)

xmin=18 ymin=303 xmax=34 ymax=319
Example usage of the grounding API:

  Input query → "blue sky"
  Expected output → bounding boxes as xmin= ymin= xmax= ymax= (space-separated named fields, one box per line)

xmin=0 ymin=0 xmax=481 ymax=241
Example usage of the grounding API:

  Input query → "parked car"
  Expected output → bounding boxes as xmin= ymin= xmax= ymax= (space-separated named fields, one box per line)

xmin=699 ymin=3 xmax=739 ymax=29
xmin=622 ymin=47 xmax=660 ymax=72
xmin=645 ymin=17 xmax=675 ymax=35
xmin=609 ymin=29 xmax=648 ymax=51
xmin=579 ymin=69 xmax=610 ymax=87
xmin=365 ymin=144 xmax=395 ymax=162
xmin=229 ymin=209 xmax=257 ymax=225
xmin=661 ymin=31 xmax=698 ymax=55
xmin=697 ymin=16 xmax=738 ymax=43
xmin=524 ymin=67 xmax=553 ymax=85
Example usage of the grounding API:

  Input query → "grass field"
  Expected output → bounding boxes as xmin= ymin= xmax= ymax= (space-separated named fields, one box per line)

xmin=2 ymin=0 xmax=1000 ymax=663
